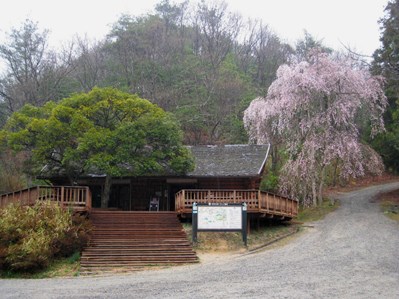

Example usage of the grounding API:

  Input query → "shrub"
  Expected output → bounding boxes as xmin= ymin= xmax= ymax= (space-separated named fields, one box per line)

xmin=0 ymin=201 xmax=92 ymax=272
xmin=260 ymin=170 xmax=279 ymax=193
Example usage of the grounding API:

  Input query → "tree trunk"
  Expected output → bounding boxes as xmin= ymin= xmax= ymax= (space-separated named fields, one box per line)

xmin=101 ymin=175 xmax=112 ymax=208
xmin=311 ymin=176 xmax=317 ymax=207
xmin=317 ymin=166 xmax=326 ymax=206
xmin=332 ymin=159 xmax=339 ymax=187
xmin=271 ymin=143 xmax=279 ymax=172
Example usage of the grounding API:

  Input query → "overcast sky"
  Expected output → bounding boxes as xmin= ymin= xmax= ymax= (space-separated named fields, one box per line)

xmin=0 ymin=0 xmax=389 ymax=58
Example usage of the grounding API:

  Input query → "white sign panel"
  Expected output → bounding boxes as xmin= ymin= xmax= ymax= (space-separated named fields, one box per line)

xmin=197 ymin=205 xmax=242 ymax=230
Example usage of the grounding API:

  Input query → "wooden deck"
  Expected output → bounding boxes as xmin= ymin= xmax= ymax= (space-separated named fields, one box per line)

xmin=0 ymin=186 xmax=92 ymax=211
xmin=1 ymin=186 xmax=298 ymax=220
xmin=175 ymin=189 xmax=298 ymax=219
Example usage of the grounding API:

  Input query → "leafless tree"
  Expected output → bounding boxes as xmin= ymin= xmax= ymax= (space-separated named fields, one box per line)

xmin=71 ymin=36 xmax=108 ymax=92
xmin=0 ymin=19 xmax=75 ymax=113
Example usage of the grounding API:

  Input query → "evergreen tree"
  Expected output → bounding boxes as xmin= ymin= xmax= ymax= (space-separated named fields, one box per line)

xmin=371 ymin=0 xmax=399 ymax=172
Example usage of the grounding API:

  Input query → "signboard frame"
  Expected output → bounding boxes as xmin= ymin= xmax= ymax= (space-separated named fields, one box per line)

xmin=192 ymin=202 xmax=247 ymax=246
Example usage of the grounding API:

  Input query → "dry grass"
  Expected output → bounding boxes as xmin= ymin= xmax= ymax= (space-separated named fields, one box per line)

xmin=184 ymin=220 xmax=302 ymax=254
xmin=296 ymin=199 xmax=340 ymax=223
xmin=0 ymin=254 xmax=81 ymax=279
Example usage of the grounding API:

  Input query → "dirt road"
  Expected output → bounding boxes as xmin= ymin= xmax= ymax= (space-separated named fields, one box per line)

xmin=2 ymin=182 xmax=399 ymax=298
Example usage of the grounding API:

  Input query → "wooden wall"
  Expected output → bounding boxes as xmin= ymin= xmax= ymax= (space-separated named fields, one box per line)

xmin=196 ymin=177 xmax=260 ymax=190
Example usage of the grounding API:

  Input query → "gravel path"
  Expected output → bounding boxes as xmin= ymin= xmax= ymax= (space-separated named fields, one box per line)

xmin=2 ymin=182 xmax=399 ymax=299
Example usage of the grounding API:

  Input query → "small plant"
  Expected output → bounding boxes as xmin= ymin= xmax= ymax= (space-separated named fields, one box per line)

xmin=67 ymin=252 xmax=81 ymax=264
xmin=380 ymin=201 xmax=399 ymax=222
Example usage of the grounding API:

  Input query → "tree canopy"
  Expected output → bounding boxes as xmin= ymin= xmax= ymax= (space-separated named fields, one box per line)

xmin=0 ymin=1 xmax=293 ymax=143
xmin=244 ymin=50 xmax=387 ymax=206
xmin=0 ymin=87 xmax=194 ymax=206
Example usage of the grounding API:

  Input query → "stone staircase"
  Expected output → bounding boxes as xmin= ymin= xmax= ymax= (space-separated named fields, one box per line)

xmin=80 ymin=210 xmax=198 ymax=274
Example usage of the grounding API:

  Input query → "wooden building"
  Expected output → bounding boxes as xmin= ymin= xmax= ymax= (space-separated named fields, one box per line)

xmin=0 ymin=144 xmax=298 ymax=272
xmin=48 ymin=144 xmax=271 ymax=212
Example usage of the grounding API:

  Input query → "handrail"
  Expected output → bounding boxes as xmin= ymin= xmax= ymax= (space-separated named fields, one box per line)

xmin=175 ymin=189 xmax=298 ymax=218
xmin=0 ymin=186 xmax=92 ymax=211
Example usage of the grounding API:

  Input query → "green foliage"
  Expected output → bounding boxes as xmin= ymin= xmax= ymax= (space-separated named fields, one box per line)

xmin=370 ymin=129 xmax=399 ymax=173
xmin=1 ymin=87 xmax=194 ymax=207
xmin=371 ymin=0 xmax=399 ymax=172
xmin=0 ymin=202 xmax=91 ymax=272
xmin=67 ymin=252 xmax=81 ymax=264
xmin=222 ymin=114 xmax=249 ymax=144
xmin=295 ymin=30 xmax=332 ymax=61
xmin=1 ymin=87 xmax=194 ymax=181
xmin=260 ymin=170 xmax=279 ymax=193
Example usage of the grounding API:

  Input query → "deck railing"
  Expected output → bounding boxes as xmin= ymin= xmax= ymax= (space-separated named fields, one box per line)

xmin=175 ymin=189 xmax=298 ymax=218
xmin=0 ymin=186 xmax=92 ymax=211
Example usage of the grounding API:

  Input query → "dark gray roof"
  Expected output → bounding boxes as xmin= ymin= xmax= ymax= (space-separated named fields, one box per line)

xmin=187 ymin=144 xmax=270 ymax=177
xmin=40 ymin=144 xmax=270 ymax=179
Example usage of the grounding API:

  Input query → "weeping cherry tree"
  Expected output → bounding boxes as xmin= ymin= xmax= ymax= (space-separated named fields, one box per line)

xmin=244 ymin=50 xmax=387 ymax=206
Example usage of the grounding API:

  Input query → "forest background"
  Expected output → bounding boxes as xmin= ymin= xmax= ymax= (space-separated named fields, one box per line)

xmin=0 ymin=0 xmax=398 ymax=202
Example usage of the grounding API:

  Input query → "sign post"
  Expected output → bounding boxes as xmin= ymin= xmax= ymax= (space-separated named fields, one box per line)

xmin=192 ymin=202 xmax=198 ymax=243
xmin=192 ymin=202 xmax=247 ymax=246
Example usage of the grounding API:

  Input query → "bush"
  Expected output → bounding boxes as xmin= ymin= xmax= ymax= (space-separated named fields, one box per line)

xmin=260 ymin=170 xmax=279 ymax=192
xmin=0 ymin=201 xmax=92 ymax=272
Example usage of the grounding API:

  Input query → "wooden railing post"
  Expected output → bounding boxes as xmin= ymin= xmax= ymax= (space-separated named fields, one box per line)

xmin=60 ymin=186 xmax=65 ymax=208
xmin=86 ymin=187 xmax=92 ymax=210
xmin=36 ymin=186 xmax=40 ymax=205
xmin=183 ymin=190 xmax=186 ymax=209
xmin=175 ymin=191 xmax=179 ymax=212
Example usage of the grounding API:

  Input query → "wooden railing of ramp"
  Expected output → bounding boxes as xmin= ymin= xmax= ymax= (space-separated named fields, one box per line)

xmin=0 ymin=186 xmax=92 ymax=211
xmin=175 ymin=189 xmax=298 ymax=219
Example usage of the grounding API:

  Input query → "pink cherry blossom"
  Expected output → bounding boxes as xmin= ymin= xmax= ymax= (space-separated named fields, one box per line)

xmin=244 ymin=50 xmax=387 ymax=206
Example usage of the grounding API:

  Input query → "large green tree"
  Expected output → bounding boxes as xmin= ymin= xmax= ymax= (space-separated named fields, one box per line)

xmin=0 ymin=87 xmax=194 ymax=207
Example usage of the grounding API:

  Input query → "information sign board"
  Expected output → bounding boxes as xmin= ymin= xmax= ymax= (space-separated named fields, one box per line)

xmin=192 ymin=203 xmax=247 ymax=246
xmin=197 ymin=205 xmax=242 ymax=230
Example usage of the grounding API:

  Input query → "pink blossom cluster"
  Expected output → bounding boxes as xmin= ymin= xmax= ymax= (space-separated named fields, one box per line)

xmin=244 ymin=50 xmax=387 ymax=204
